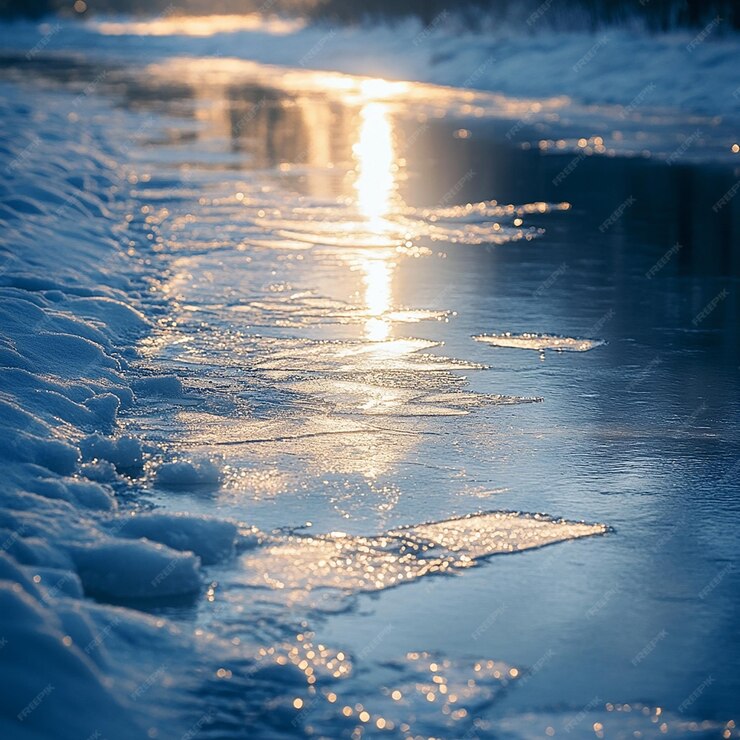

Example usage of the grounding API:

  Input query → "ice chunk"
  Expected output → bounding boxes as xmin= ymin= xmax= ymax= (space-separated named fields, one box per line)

xmin=132 ymin=374 xmax=183 ymax=398
xmin=241 ymin=511 xmax=606 ymax=596
xmin=474 ymin=332 xmax=605 ymax=352
xmin=80 ymin=460 xmax=119 ymax=483
xmin=84 ymin=392 xmax=120 ymax=429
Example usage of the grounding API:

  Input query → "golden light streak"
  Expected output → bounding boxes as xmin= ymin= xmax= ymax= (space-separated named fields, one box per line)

xmin=352 ymin=100 xmax=398 ymax=341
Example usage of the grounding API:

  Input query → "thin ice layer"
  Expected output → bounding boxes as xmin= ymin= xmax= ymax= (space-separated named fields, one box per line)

xmin=474 ymin=333 xmax=606 ymax=352
xmin=240 ymin=512 xmax=607 ymax=595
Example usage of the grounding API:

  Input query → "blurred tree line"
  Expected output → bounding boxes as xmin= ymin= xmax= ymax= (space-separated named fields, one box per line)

xmin=311 ymin=0 xmax=739 ymax=31
xmin=1 ymin=0 xmax=738 ymax=31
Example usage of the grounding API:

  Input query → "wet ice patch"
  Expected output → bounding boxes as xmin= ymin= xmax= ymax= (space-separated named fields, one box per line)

xmin=253 ymin=637 xmax=521 ymax=739
xmin=227 ymin=291 xmax=449 ymax=330
xmin=474 ymin=332 xmax=606 ymax=352
xmin=494 ymin=703 xmax=737 ymax=739
xmin=241 ymin=197 xmax=568 ymax=251
xmin=240 ymin=512 xmax=606 ymax=598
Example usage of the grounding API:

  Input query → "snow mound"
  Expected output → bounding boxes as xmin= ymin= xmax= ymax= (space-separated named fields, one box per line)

xmin=70 ymin=539 xmax=202 ymax=601
xmin=132 ymin=374 xmax=183 ymax=397
xmin=0 ymin=583 xmax=143 ymax=740
xmin=0 ymin=82 xmax=208 ymax=737
xmin=112 ymin=512 xmax=238 ymax=565
xmin=80 ymin=433 xmax=143 ymax=471
xmin=155 ymin=458 xmax=222 ymax=491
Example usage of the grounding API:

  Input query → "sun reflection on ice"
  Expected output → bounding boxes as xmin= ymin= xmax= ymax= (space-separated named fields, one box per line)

xmin=352 ymin=98 xmax=399 ymax=341
xmin=359 ymin=253 xmax=394 ymax=341
xmin=353 ymin=99 xmax=397 ymax=227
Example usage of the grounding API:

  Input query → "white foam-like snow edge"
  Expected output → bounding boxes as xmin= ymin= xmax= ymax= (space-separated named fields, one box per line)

xmin=0 ymin=85 xmax=240 ymax=738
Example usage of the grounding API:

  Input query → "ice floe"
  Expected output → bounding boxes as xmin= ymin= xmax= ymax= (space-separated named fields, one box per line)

xmin=240 ymin=512 xmax=606 ymax=597
xmin=474 ymin=332 xmax=606 ymax=352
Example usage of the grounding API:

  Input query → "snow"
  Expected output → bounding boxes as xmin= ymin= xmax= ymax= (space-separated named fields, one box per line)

xmin=154 ymin=458 xmax=223 ymax=491
xmin=112 ymin=512 xmax=238 ymax=565
xmin=70 ymin=539 xmax=202 ymax=600
xmin=0 ymin=582 xmax=140 ymax=740
xmin=80 ymin=433 xmax=144 ymax=472
xmin=0 ymin=82 xmax=215 ymax=737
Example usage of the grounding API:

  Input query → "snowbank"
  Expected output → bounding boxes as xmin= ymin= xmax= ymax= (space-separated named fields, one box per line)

xmin=0 ymin=580 xmax=141 ymax=740
xmin=0 ymin=80 xmax=229 ymax=737
xmin=70 ymin=539 xmax=202 ymax=600
xmin=1 ymin=15 xmax=737 ymax=118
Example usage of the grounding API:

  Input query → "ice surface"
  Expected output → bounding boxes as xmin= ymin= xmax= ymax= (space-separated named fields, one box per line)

xmin=474 ymin=332 xmax=606 ymax=352
xmin=240 ymin=512 xmax=606 ymax=597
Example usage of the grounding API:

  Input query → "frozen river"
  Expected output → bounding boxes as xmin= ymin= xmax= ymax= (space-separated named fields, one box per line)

xmin=0 ymin=25 xmax=739 ymax=739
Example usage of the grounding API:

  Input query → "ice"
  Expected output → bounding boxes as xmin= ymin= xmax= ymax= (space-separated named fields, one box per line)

xmin=474 ymin=332 xmax=606 ymax=352
xmin=0 ymin=23 xmax=734 ymax=739
xmin=240 ymin=512 xmax=606 ymax=597
xmin=494 ymin=704 xmax=735 ymax=739
xmin=247 ymin=636 xmax=520 ymax=738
